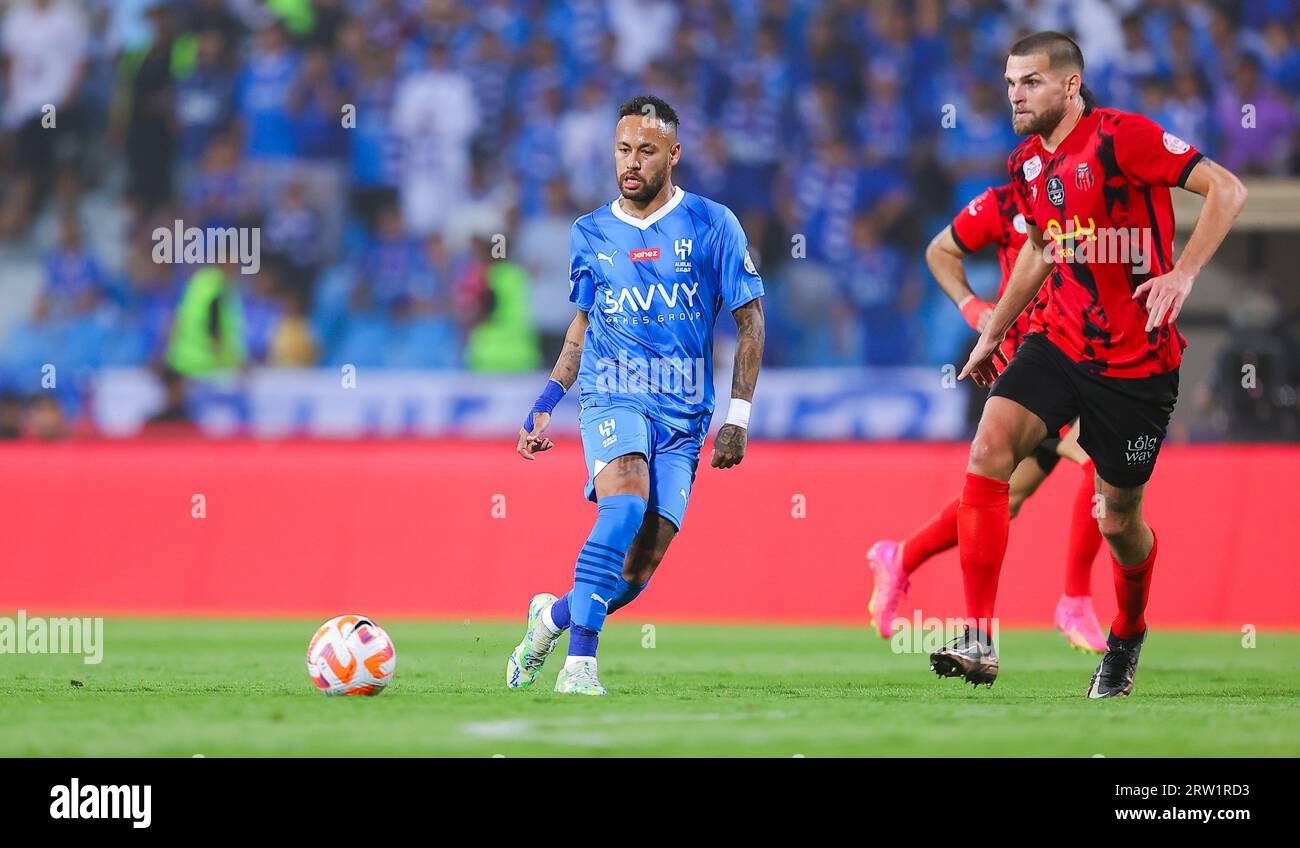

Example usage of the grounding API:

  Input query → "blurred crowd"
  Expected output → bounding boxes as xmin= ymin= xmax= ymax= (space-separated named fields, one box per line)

xmin=0 ymin=0 xmax=1297 ymax=438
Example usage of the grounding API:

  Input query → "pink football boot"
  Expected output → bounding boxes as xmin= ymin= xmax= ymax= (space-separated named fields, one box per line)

xmin=1054 ymin=594 xmax=1107 ymax=653
xmin=867 ymin=540 xmax=910 ymax=639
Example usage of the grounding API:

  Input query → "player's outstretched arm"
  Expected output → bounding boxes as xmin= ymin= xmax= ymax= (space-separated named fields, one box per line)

xmin=1134 ymin=159 xmax=1247 ymax=331
xmin=517 ymin=309 xmax=589 ymax=461
xmin=547 ymin=308 xmax=589 ymax=391
xmin=959 ymin=227 xmax=1051 ymax=387
xmin=711 ymin=297 xmax=764 ymax=469
xmin=927 ymin=226 xmax=992 ymax=332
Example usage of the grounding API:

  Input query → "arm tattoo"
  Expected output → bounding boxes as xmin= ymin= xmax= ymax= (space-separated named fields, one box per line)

xmin=730 ymin=298 xmax=765 ymax=401
xmin=551 ymin=337 xmax=583 ymax=388
xmin=549 ymin=312 xmax=588 ymax=390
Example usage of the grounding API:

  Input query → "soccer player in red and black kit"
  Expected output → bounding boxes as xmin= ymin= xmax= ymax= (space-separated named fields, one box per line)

xmin=866 ymin=182 xmax=1108 ymax=654
xmin=931 ymin=31 xmax=1246 ymax=697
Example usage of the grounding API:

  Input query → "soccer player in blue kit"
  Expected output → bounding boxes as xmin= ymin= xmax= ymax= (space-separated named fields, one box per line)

xmin=506 ymin=95 xmax=766 ymax=695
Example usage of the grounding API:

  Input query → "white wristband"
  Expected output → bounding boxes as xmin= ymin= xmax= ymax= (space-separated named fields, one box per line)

xmin=724 ymin=398 xmax=751 ymax=429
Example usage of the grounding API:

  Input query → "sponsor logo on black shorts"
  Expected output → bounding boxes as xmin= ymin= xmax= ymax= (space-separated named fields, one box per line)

xmin=1125 ymin=435 xmax=1159 ymax=465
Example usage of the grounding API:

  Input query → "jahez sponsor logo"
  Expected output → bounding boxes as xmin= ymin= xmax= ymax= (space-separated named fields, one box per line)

xmin=629 ymin=248 xmax=660 ymax=262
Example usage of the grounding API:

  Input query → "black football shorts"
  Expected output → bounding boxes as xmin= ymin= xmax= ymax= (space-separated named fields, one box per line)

xmin=990 ymin=334 xmax=1178 ymax=488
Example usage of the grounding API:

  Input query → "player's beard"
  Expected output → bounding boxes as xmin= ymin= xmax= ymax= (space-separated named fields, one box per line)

xmin=1014 ymin=99 xmax=1068 ymax=136
xmin=619 ymin=167 xmax=666 ymax=204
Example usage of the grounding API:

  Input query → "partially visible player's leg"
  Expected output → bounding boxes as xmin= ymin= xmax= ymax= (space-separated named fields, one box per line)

xmin=607 ymin=512 xmax=677 ymax=616
xmin=1086 ymin=477 xmax=1155 ymax=698
xmin=602 ymin=424 xmax=697 ymax=616
xmin=1053 ymin=420 xmax=1108 ymax=652
xmin=1075 ymin=364 xmax=1177 ymax=698
xmin=1099 ymin=478 xmax=1155 ymax=621
xmin=866 ymin=501 xmax=956 ymax=636
xmin=552 ymin=453 xmax=649 ymax=695
xmin=867 ymin=443 xmax=1047 ymax=639
xmin=540 ymin=424 xmax=702 ymax=634
xmin=1097 ymin=479 xmax=1154 ymax=569
xmin=929 ymin=397 xmax=1044 ymax=685
xmin=542 ymin=504 xmax=675 ymax=628
xmin=507 ymin=405 xmax=651 ymax=693
xmin=1058 ymin=423 xmax=1101 ymax=595
xmin=1062 ymin=459 xmax=1103 ymax=591
xmin=959 ymin=396 xmax=1047 ymax=630
xmin=1007 ymin=448 xmax=1052 ymax=518
xmin=933 ymin=336 xmax=1078 ymax=686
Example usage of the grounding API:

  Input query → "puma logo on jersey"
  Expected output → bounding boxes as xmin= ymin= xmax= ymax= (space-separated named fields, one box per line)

xmin=597 ymin=250 xmax=618 ymax=266
xmin=590 ymin=593 xmax=610 ymax=610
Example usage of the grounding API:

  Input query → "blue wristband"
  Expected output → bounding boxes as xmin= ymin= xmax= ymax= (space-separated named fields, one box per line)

xmin=523 ymin=379 xmax=566 ymax=432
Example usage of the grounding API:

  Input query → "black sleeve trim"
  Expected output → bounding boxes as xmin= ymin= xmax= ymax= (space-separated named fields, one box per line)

xmin=1177 ymin=151 xmax=1205 ymax=188
xmin=949 ymin=225 xmax=974 ymax=254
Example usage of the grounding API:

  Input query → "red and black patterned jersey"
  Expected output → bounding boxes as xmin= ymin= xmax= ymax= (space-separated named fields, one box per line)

xmin=949 ymin=183 xmax=1036 ymax=357
xmin=1007 ymin=107 xmax=1203 ymax=378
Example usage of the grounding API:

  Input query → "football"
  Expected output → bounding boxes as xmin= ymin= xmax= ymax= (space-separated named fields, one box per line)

xmin=306 ymin=615 xmax=397 ymax=696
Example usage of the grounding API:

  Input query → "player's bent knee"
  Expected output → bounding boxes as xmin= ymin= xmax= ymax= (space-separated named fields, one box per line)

xmin=1097 ymin=508 xmax=1140 ymax=542
xmin=1097 ymin=480 xmax=1145 ymax=542
xmin=967 ymin=435 xmax=1015 ymax=478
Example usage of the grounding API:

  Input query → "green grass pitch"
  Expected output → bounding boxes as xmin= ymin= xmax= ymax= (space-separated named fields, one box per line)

xmin=2 ymin=620 xmax=1297 ymax=757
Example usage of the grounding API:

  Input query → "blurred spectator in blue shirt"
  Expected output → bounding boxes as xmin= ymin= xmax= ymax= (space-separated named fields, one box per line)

xmin=184 ymin=132 xmax=253 ymax=231
xmin=176 ymin=29 xmax=236 ymax=173
xmin=940 ymin=79 xmax=1018 ymax=210
xmin=838 ymin=215 xmax=917 ymax=366
xmin=1249 ymin=20 xmax=1300 ymax=92
xmin=1215 ymin=56 xmax=1297 ymax=175
xmin=353 ymin=203 xmax=429 ymax=317
xmin=288 ymin=47 xmax=348 ymax=162
xmin=237 ymin=22 xmax=300 ymax=160
xmin=37 ymin=212 xmax=106 ymax=322
xmin=1164 ymin=71 xmax=1215 ymax=157
xmin=856 ymin=63 xmax=913 ymax=167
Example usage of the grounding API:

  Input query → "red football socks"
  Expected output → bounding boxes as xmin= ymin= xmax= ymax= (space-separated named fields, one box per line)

xmin=1064 ymin=461 xmax=1103 ymax=597
xmin=957 ymin=472 xmax=1010 ymax=627
xmin=1111 ymin=531 xmax=1157 ymax=640
xmin=901 ymin=496 xmax=960 ymax=574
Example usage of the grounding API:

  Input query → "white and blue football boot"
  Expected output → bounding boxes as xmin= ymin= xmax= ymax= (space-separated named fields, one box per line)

xmin=506 ymin=593 xmax=561 ymax=689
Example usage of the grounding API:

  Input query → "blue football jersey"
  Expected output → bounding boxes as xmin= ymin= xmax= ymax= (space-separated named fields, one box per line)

xmin=568 ymin=187 xmax=765 ymax=437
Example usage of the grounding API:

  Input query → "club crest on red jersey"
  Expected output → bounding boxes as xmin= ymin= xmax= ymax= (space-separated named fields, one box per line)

xmin=1074 ymin=162 xmax=1094 ymax=191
